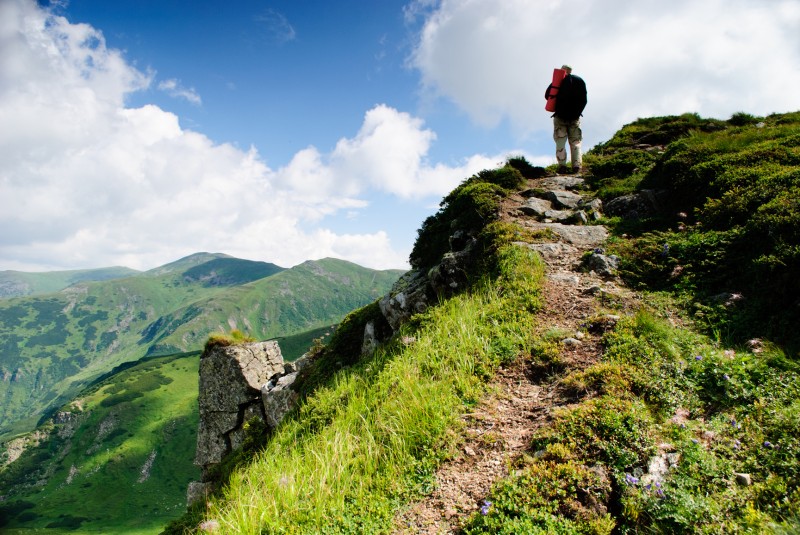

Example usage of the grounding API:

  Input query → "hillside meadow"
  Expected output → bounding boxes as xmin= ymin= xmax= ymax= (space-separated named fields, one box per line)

xmin=169 ymin=111 xmax=799 ymax=534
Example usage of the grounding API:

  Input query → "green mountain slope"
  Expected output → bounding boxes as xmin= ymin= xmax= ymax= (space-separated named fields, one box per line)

xmin=0 ymin=327 xmax=331 ymax=535
xmin=0 ymin=325 xmax=332 ymax=534
xmin=0 ymin=255 xmax=403 ymax=440
xmin=167 ymin=111 xmax=799 ymax=534
xmin=0 ymin=351 xmax=199 ymax=534
xmin=0 ymin=266 xmax=140 ymax=298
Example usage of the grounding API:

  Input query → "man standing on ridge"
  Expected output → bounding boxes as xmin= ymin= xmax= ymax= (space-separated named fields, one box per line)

xmin=545 ymin=64 xmax=587 ymax=174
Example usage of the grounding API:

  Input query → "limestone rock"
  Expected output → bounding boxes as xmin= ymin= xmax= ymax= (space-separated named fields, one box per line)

xmin=524 ymin=222 xmax=608 ymax=247
xmin=543 ymin=209 xmax=574 ymax=222
xmin=605 ymin=190 xmax=666 ymax=219
xmin=519 ymin=197 xmax=552 ymax=217
xmin=195 ymin=341 xmax=284 ymax=470
xmin=261 ymin=373 xmax=300 ymax=429
xmin=541 ymin=176 xmax=585 ymax=190
xmin=379 ymin=270 xmax=430 ymax=332
xmin=544 ymin=190 xmax=584 ymax=209
xmin=581 ymin=253 xmax=620 ymax=278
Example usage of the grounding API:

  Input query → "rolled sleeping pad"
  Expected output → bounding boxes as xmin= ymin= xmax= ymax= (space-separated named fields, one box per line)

xmin=545 ymin=68 xmax=567 ymax=112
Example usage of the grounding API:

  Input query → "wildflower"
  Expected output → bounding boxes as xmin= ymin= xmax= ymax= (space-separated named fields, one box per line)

xmin=764 ymin=441 xmax=773 ymax=449
xmin=480 ymin=500 xmax=492 ymax=515
xmin=691 ymin=438 xmax=699 ymax=444
xmin=723 ymin=374 xmax=730 ymax=381
xmin=656 ymin=488 xmax=666 ymax=498
xmin=694 ymin=355 xmax=703 ymax=361
xmin=661 ymin=243 xmax=670 ymax=257
xmin=733 ymin=439 xmax=741 ymax=450
xmin=625 ymin=473 xmax=639 ymax=485
xmin=594 ymin=247 xmax=604 ymax=254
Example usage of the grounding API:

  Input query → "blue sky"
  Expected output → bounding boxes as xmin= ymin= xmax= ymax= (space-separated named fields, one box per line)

xmin=2 ymin=0 xmax=799 ymax=272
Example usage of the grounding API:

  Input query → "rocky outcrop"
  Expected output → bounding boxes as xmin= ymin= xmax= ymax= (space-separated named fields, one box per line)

xmin=190 ymin=340 xmax=309 ymax=504
xmin=379 ymin=232 xmax=479 ymax=335
xmin=605 ymin=189 xmax=667 ymax=219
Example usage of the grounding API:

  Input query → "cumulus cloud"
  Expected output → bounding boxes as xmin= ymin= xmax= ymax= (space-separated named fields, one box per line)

xmin=410 ymin=0 xmax=800 ymax=148
xmin=0 ymin=0 xmax=498 ymax=272
xmin=157 ymin=78 xmax=202 ymax=105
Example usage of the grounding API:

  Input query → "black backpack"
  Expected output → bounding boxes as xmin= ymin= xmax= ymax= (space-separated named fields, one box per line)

xmin=555 ymin=75 xmax=587 ymax=121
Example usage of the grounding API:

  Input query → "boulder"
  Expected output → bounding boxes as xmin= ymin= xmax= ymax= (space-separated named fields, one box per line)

xmin=544 ymin=190 xmax=584 ymax=209
xmin=581 ymin=253 xmax=620 ymax=278
xmin=519 ymin=197 xmax=552 ymax=217
xmin=379 ymin=270 xmax=430 ymax=332
xmin=605 ymin=190 xmax=665 ymax=219
xmin=195 ymin=341 xmax=284 ymax=471
xmin=524 ymin=222 xmax=608 ymax=247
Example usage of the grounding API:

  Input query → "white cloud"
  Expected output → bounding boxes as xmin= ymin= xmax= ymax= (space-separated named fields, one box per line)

xmin=157 ymin=78 xmax=202 ymax=105
xmin=0 ymin=0 xmax=504 ymax=273
xmin=255 ymin=8 xmax=297 ymax=44
xmin=410 ymin=0 xmax=800 ymax=148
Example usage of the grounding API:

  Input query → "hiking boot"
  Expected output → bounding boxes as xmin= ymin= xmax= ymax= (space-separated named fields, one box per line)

xmin=572 ymin=165 xmax=582 ymax=174
xmin=557 ymin=164 xmax=568 ymax=174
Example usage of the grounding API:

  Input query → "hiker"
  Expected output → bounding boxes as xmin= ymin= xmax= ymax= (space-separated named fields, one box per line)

xmin=545 ymin=64 xmax=587 ymax=173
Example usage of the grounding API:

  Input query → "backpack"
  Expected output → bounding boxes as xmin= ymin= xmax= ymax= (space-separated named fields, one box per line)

xmin=554 ymin=75 xmax=587 ymax=121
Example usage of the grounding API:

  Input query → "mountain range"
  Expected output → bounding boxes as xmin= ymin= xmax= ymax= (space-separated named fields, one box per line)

xmin=0 ymin=253 xmax=404 ymax=440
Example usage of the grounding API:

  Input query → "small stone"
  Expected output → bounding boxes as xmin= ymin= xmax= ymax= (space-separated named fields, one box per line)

xmin=735 ymin=473 xmax=752 ymax=486
xmin=464 ymin=446 xmax=476 ymax=457
xmin=561 ymin=337 xmax=582 ymax=348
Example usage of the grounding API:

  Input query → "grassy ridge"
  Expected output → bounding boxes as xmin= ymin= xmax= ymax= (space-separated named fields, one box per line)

xmin=586 ymin=111 xmax=800 ymax=351
xmin=0 ymin=266 xmax=140 ymax=298
xmin=179 ymin=113 xmax=800 ymax=535
xmin=176 ymin=244 xmax=545 ymax=534
xmin=463 ymin=112 xmax=800 ymax=533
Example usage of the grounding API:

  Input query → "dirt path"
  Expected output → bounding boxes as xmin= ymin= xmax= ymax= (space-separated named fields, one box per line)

xmin=393 ymin=172 xmax=640 ymax=534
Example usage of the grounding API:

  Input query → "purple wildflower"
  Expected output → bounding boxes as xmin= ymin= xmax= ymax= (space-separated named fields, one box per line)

xmin=764 ymin=441 xmax=773 ymax=448
xmin=480 ymin=500 xmax=492 ymax=515
xmin=695 ymin=355 xmax=703 ymax=361
xmin=656 ymin=488 xmax=666 ymax=498
xmin=733 ymin=439 xmax=741 ymax=450
xmin=625 ymin=473 xmax=639 ymax=485
xmin=723 ymin=374 xmax=730 ymax=381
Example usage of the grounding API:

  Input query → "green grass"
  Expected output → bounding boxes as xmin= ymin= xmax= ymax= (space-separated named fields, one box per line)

xmin=171 ymin=243 xmax=545 ymax=534
xmin=583 ymin=111 xmax=800 ymax=353
xmin=462 ymin=310 xmax=800 ymax=534
xmin=0 ymin=352 xmax=202 ymax=534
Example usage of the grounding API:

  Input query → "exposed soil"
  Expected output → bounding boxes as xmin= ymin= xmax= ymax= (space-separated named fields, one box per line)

xmin=393 ymin=172 xmax=641 ymax=534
